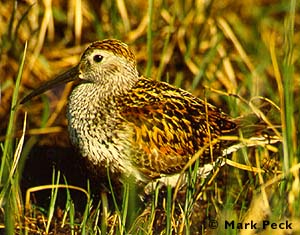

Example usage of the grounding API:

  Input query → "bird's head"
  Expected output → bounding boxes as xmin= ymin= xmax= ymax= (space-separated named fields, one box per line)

xmin=78 ymin=39 xmax=139 ymax=85
xmin=21 ymin=39 xmax=139 ymax=104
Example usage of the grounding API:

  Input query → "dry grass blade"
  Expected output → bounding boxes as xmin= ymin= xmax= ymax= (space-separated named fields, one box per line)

xmin=9 ymin=113 xmax=27 ymax=180
xmin=25 ymin=184 xmax=90 ymax=211
xmin=29 ymin=0 xmax=54 ymax=70
xmin=225 ymin=159 xmax=266 ymax=174
xmin=1 ymin=1 xmax=298 ymax=234
xmin=173 ymin=139 xmax=219 ymax=201
xmin=117 ymin=0 xmax=131 ymax=32
xmin=74 ymin=0 xmax=83 ymax=44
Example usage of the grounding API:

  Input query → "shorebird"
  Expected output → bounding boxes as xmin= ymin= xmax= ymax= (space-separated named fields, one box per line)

xmin=21 ymin=39 xmax=245 ymax=184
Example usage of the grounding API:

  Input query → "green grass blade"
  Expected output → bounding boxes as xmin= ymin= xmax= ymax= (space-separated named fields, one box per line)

xmin=46 ymin=170 xmax=61 ymax=233
xmin=0 ymin=42 xmax=27 ymax=235
xmin=145 ymin=0 xmax=154 ymax=77
xmin=165 ymin=185 xmax=172 ymax=235
xmin=156 ymin=17 xmax=173 ymax=81
xmin=0 ymin=41 xmax=27 ymax=182
xmin=282 ymin=0 xmax=296 ymax=174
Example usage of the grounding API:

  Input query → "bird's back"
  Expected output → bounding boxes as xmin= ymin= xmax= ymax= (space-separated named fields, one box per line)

xmin=116 ymin=77 xmax=237 ymax=179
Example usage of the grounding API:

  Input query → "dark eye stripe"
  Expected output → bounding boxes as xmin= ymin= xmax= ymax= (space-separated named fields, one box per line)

xmin=93 ymin=54 xmax=103 ymax=62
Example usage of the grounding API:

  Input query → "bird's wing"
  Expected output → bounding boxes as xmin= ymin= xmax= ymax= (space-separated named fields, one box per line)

xmin=117 ymin=78 xmax=236 ymax=178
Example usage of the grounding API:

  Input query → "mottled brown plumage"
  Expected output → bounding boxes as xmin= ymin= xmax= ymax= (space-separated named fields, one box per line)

xmin=21 ymin=39 xmax=237 ymax=183
xmin=116 ymin=78 xmax=236 ymax=179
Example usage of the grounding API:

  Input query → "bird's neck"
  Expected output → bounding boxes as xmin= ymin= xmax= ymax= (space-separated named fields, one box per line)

xmin=69 ymin=75 xmax=139 ymax=110
xmin=101 ymin=74 xmax=139 ymax=98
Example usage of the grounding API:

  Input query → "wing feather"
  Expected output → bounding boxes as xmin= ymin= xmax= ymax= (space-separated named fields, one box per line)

xmin=116 ymin=78 xmax=236 ymax=178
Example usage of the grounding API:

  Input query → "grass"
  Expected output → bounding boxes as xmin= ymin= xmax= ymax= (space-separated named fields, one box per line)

xmin=0 ymin=41 xmax=27 ymax=235
xmin=0 ymin=0 xmax=299 ymax=234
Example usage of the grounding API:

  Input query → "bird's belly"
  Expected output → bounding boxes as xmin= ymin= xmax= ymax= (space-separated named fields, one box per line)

xmin=67 ymin=119 xmax=124 ymax=170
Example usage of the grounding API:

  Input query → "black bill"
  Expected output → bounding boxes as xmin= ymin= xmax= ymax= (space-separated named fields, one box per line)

xmin=20 ymin=65 xmax=79 ymax=104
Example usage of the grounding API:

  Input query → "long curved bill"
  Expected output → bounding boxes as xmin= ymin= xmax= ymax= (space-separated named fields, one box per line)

xmin=20 ymin=65 xmax=79 ymax=104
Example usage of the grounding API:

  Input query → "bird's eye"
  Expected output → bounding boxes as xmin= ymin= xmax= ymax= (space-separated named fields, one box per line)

xmin=93 ymin=54 xmax=103 ymax=63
